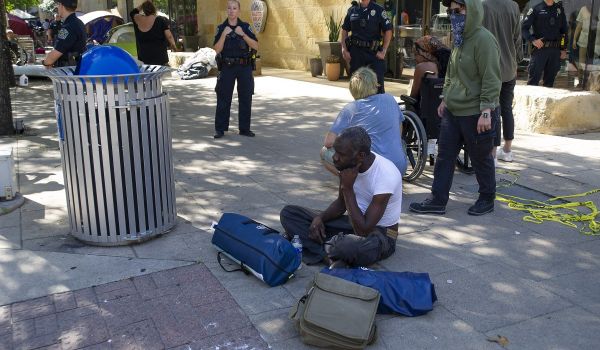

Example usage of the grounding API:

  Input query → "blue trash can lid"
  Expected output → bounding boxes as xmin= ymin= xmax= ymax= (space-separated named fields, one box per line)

xmin=77 ymin=46 xmax=140 ymax=75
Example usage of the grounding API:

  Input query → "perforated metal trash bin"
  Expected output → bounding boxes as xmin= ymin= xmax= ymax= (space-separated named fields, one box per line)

xmin=47 ymin=65 xmax=176 ymax=246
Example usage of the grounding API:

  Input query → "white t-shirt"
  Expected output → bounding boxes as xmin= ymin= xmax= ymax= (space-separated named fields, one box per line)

xmin=353 ymin=153 xmax=403 ymax=227
xmin=576 ymin=6 xmax=591 ymax=48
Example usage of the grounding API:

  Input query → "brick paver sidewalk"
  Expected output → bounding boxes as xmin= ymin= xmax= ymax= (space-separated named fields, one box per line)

xmin=0 ymin=264 xmax=268 ymax=350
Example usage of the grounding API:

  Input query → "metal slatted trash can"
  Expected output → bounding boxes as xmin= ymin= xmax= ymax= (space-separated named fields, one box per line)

xmin=47 ymin=65 xmax=176 ymax=245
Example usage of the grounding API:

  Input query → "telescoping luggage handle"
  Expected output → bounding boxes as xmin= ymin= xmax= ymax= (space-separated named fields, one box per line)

xmin=241 ymin=219 xmax=279 ymax=235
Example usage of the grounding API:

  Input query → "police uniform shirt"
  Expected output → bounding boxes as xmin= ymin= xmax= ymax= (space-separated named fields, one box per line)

xmin=54 ymin=13 xmax=86 ymax=56
xmin=213 ymin=19 xmax=258 ymax=58
xmin=522 ymin=1 xmax=567 ymax=42
xmin=342 ymin=1 xmax=393 ymax=42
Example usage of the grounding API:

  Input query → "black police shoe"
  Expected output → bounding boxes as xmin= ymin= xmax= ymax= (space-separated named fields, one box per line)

xmin=239 ymin=130 xmax=255 ymax=137
xmin=409 ymin=198 xmax=446 ymax=214
xmin=467 ymin=198 xmax=494 ymax=216
xmin=213 ymin=131 xmax=224 ymax=139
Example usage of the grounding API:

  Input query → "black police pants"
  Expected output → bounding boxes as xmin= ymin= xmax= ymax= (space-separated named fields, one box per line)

xmin=279 ymin=205 xmax=395 ymax=267
xmin=528 ymin=48 xmax=561 ymax=87
xmin=494 ymin=78 xmax=516 ymax=146
xmin=215 ymin=64 xmax=254 ymax=133
xmin=349 ymin=46 xmax=386 ymax=93
xmin=431 ymin=109 xmax=497 ymax=205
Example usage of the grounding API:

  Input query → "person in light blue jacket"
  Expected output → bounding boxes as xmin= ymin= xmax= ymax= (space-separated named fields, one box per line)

xmin=321 ymin=67 xmax=407 ymax=177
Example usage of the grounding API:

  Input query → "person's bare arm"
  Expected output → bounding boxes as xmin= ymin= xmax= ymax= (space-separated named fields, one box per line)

xmin=213 ymin=27 xmax=231 ymax=54
xmin=164 ymin=29 xmax=177 ymax=51
xmin=234 ymin=26 xmax=258 ymax=50
xmin=42 ymin=49 xmax=63 ymax=68
xmin=341 ymin=29 xmax=351 ymax=62
xmin=323 ymin=131 xmax=337 ymax=148
xmin=376 ymin=29 xmax=393 ymax=60
xmin=309 ymin=185 xmax=346 ymax=243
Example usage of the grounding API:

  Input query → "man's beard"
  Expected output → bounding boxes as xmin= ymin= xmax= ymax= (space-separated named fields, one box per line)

xmin=334 ymin=161 xmax=358 ymax=172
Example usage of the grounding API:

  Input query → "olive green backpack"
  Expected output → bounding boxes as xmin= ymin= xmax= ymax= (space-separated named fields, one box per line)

xmin=289 ymin=272 xmax=380 ymax=349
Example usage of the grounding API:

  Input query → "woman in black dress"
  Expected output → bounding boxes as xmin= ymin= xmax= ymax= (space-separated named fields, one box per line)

xmin=130 ymin=1 xmax=177 ymax=65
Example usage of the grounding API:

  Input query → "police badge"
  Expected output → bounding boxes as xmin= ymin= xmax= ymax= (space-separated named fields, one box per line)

xmin=371 ymin=9 xmax=376 ymax=17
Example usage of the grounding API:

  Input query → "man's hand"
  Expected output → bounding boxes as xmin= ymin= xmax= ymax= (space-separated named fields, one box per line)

xmin=376 ymin=48 xmax=386 ymax=60
xmin=560 ymin=50 xmax=567 ymax=60
xmin=477 ymin=108 xmax=492 ymax=134
xmin=223 ymin=27 xmax=233 ymax=36
xmin=309 ymin=216 xmax=326 ymax=244
xmin=437 ymin=100 xmax=446 ymax=118
xmin=532 ymin=38 xmax=544 ymax=49
xmin=342 ymin=47 xmax=351 ymax=63
xmin=234 ymin=26 xmax=245 ymax=37
xmin=339 ymin=164 xmax=359 ymax=190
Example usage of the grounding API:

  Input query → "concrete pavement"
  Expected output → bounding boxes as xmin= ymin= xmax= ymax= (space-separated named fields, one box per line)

xmin=1 ymin=68 xmax=599 ymax=349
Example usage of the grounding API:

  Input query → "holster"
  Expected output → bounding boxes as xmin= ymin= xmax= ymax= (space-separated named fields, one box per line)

xmin=216 ymin=54 xmax=223 ymax=70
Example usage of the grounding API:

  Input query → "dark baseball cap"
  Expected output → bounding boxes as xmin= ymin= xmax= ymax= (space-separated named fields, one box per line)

xmin=442 ymin=0 xmax=465 ymax=7
xmin=55 ymin=0 xmax=77 ymax=8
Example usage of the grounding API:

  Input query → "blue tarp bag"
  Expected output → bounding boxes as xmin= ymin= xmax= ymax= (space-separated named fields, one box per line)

xmin=321 ymin=268 xmax=437 ymax=316
xmin=212 ymin=213 xmax=300 ymax=287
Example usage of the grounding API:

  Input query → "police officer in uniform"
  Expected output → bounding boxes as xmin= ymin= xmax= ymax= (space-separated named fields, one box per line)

xmin=521 ymin=0 xmax=568 ymax=87
xmin=341 ymin=0 xmax=393 ymax=93
xmin=42 ymin=0 xmax=86 ymax=68
xmin=213 ymin=0 xmax=259 ymax=139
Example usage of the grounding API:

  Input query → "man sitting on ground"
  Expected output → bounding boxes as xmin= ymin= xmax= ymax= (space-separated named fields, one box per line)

xmin=281 ymin=127 xmax=402 ymax=267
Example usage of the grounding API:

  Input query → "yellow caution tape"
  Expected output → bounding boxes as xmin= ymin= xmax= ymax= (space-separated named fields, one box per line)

xmin=495 ymin=169 xmax=600 ymax=236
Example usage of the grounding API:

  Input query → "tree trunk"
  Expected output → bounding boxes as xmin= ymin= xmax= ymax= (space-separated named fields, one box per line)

xmin=0 ymin=0 xmax=15 ymax=136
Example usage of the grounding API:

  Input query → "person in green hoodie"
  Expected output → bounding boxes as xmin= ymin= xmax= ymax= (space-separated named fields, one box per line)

xmin=409 ymin=0 xmax=501 ymax=216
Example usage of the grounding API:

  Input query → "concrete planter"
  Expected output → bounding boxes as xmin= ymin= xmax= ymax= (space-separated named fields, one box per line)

xmin=318 ymin=41 xmax=347 ymax=78
xmin=309 ymin=58 xmax=323 ymax=77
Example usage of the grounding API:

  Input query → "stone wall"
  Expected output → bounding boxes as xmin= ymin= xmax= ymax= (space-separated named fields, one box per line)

xmin=513 ymin=85 xmax=600 ymax=135
xmin=197 ymin=0 xmax=348 ymax=71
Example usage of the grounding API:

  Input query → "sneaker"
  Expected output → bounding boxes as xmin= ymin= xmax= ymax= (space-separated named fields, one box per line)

xmin=467 ymin=198 xmax=494 ymax=216
xmin=497 ymin=148 xmax=513 ymax=162
xmin=409 ymin=198 xmax=446 ymax=214
xmin=213 ymin=131 xmax=224 ymax=139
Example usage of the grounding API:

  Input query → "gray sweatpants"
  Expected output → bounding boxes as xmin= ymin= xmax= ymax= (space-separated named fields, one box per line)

xmin=279 ymin=205 xmax=396 ymax=267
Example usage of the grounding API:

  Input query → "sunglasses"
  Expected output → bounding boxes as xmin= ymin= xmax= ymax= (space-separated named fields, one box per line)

xmin=446 ymin=7 xmax=463 ymax=15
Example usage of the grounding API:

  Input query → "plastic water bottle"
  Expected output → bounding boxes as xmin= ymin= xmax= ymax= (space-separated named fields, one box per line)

xmin=18 ymin=75 xmax=28 ymax=87
xmin=291 ymin=235 xmax=303 ymax=270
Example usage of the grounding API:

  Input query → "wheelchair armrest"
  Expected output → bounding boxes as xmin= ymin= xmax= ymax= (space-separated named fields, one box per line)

xmin=400 ymin=94 xmax=418 ymax=107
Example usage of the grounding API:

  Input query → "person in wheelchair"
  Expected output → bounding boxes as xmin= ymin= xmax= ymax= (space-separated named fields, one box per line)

xmin=320 ymin=67 xmax=408 ymax=177
xmin=409 ymin=36 xmax=450 ymax=103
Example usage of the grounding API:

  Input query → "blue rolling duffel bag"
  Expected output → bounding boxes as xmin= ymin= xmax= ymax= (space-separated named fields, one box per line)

xmin=211 ymin=213 xmax=301 ymax=287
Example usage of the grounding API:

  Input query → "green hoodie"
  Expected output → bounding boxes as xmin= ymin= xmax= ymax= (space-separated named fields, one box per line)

xmin=443 ymin=0 xmax=501 ymax=116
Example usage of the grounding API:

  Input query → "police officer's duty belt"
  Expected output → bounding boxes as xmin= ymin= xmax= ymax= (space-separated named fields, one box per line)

xmin=347 ymin=37 xmax=381 ymax=52
xmin=223 ymin=57 xmax=251 ymax=66
xmin=534 ymin=40 xmax=560 ymax=49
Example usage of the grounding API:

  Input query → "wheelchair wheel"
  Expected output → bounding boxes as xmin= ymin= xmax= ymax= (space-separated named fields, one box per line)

xmin=401 ymin=110 xmax=427 ymax=182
